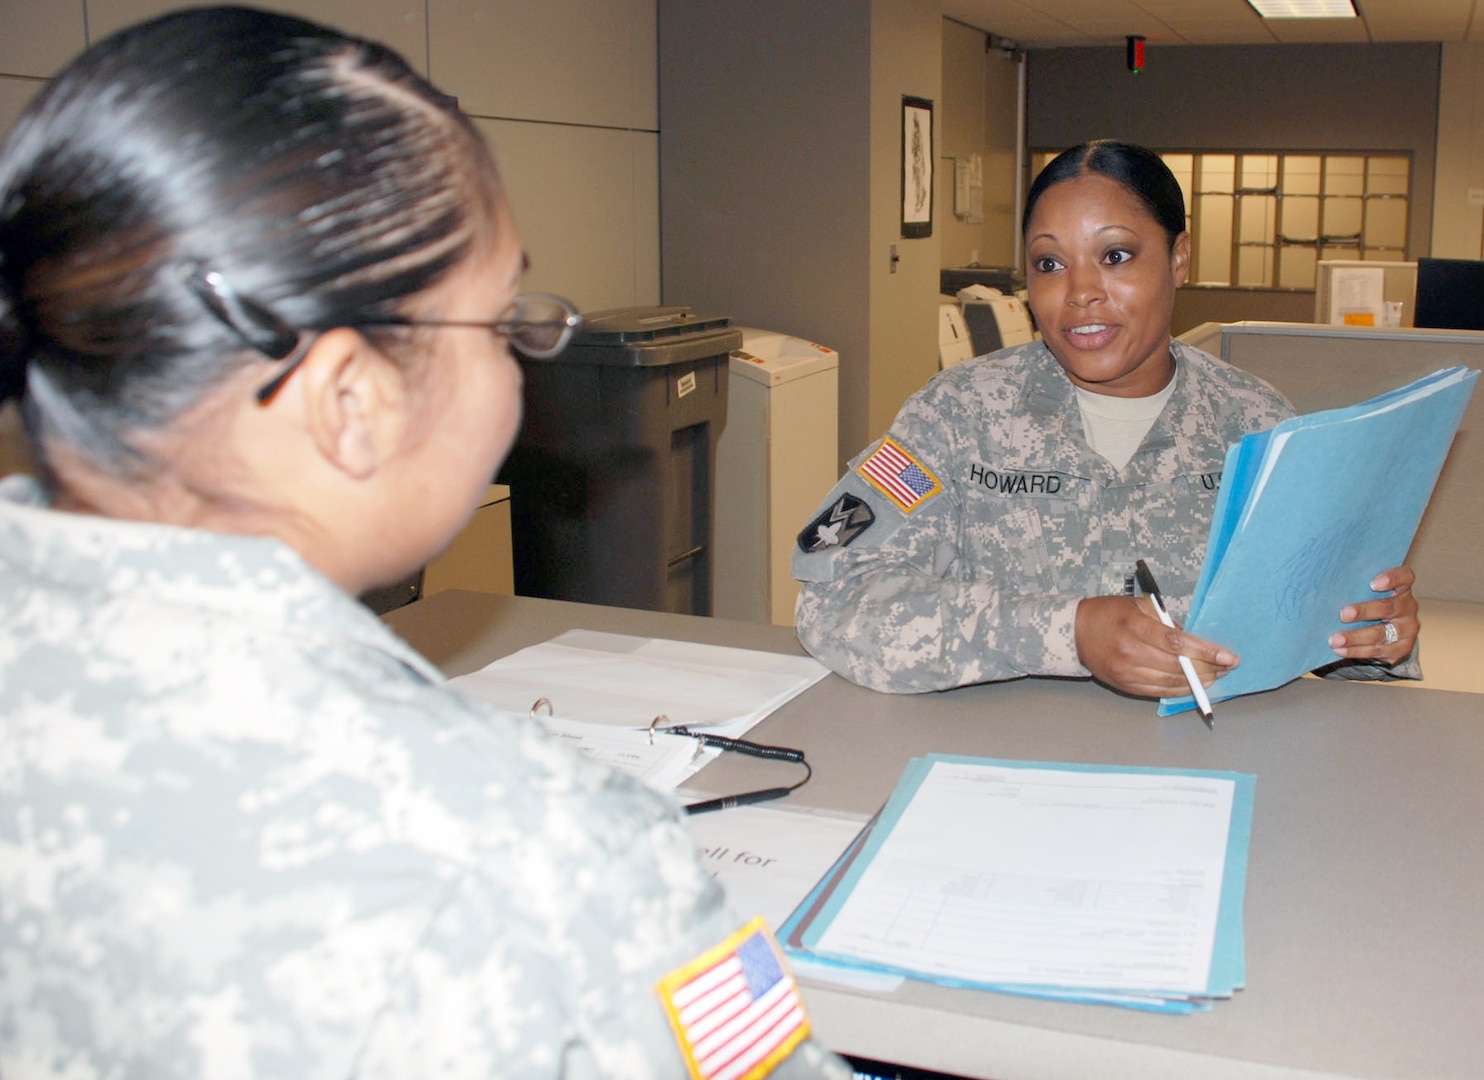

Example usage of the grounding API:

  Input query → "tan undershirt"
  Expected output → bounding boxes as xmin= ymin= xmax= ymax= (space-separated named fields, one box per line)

xmin=1074 ymin=374 xmax=1177 ymax=471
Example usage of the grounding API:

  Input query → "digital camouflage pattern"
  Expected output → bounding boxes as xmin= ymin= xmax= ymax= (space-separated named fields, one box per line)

xmin=0 ymin=474 xmax=847 ymax=1080
xmin=794 ymin=340 xmax=1301 ymax=694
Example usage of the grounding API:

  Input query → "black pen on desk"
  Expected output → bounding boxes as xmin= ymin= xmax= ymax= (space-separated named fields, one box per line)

xmin=1134 ymin=559 xmax=1215 ymax=730
xmin=684 ymin=788 xmax=794 ymax=815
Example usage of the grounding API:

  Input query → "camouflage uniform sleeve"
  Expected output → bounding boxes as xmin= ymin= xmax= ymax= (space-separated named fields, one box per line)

xmin=792 ymin=374 xmax=1084 ymax=694
xmin=353 ymin=706 xmax=851 ymax=1079
xmin=1317 ymin=647 xmax=1422 ymax=682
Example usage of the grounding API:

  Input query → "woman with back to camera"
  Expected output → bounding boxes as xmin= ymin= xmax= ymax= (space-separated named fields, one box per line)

xmin=794 ymin=140 xmax=1420 ymax=697
xmin=0 ymin=9 xmax=847 ymax=1078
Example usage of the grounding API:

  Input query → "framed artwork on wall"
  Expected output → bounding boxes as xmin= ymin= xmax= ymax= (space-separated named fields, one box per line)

xmin=901 ymin=95 xmax=934 ymax=238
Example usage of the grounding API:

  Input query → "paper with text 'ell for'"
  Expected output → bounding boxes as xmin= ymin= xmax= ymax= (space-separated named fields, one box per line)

xmin=1161 ymin=365 xmax=1478 ymax=715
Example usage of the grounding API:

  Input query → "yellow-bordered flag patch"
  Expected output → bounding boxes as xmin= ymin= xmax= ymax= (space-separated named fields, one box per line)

xmin=655 ymin=917 xmax=809 ymax=1080
xmin=857 ymin=437 xmax=941 ymax=512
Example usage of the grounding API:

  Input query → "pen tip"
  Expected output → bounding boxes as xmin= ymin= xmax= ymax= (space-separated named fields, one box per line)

xmin=1202 ymin=711 xmax=1214 ymax=730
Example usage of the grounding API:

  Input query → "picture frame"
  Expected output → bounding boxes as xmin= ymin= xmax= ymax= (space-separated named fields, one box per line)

xmin=901 ymin=95 xmax=934 ymax=239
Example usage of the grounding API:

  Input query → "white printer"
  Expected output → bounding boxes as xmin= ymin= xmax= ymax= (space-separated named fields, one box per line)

xmin=938 ymin=301 xmax=974 ymax=369
xmin=956 ymin=284 xmax=1034 ymax=355
xmin=713 ymin=329 xmax=839 ymax=625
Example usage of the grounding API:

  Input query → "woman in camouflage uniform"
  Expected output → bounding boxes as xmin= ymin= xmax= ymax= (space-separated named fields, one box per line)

xmin=794 ymin=141 xmax=1419 ymax=697
xmin=0 ymin=9 xmax=846 ymax=1078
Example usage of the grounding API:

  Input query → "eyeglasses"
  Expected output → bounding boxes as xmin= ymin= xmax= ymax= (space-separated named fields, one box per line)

xmin=357 ymin=293 xmax=584 ymax=359
xmin=253 ymin=293 xmax=583 ymax=404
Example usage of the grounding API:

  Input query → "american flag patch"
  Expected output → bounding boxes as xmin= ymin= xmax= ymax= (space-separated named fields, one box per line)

xmin=656 ymin=917 xmax=810 ymax=1080
xmin=857 ymin=437 xmax=941 ymax=512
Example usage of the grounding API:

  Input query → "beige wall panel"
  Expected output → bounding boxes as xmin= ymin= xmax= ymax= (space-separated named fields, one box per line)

xmin=940 ymin=21 xmax=982 ymax=155
xmin=657 ymin=0 xmax=871 ymax=471
xmin=1432 ymin=43 xmax=1484 ymax=259
xmin=84 ymin=0 xmax=428 ymax=72
xmin=1171 ymin=286 xmax=1317 ymax=339
xmin=0 ymin=75 xmax=43 ymax=138
xmin=0 ymin=0 xmax=86 ymax=77
xmin=629 ymin=126 xmax=660 ymax=308
xmin=431 ymin=0 xmax=654 ymax=129
xmin=1030 ymin=44 xmax=1440 ymax=263
xmin=867 ymin=0 xmax=941 ymax=443
xmin=476 ymin=118 xmax=658 ymax=313
xmin=938 ymin=19 xmax=1018 ymax=272
xmin=938 ymin=19 xmax=985 ymax=271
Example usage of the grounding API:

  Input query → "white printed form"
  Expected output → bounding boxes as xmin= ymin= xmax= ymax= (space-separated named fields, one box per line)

xmin=809 ymin=760 xmax=1234 ymax=994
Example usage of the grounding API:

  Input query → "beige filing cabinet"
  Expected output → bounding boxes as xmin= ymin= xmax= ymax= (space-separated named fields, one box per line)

xmin=714 ymin=330 xmax=839 ymax=626
xmin=423 ymin=484 xmax=514 ymax=597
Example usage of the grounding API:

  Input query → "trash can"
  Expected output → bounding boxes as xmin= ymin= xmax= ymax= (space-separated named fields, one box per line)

xmin=713 ymin=329 xmax=839 ymax=626
xmin=498 ymin=305 xmax=740 ymax=615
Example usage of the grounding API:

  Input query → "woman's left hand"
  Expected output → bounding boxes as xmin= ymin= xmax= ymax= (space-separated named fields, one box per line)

xmin=1328 ymin=565 xmax=1419 ymax=665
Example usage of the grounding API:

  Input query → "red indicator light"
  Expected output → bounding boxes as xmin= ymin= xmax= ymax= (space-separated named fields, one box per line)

xmin=1127 ymin=35 xmax=1146 ymax=73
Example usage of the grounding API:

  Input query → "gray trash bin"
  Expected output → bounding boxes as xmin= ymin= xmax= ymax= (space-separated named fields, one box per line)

xmin=498 ymin=305 xmax=740 ymax=615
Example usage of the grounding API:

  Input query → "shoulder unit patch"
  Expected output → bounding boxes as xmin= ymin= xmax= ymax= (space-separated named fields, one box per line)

xmin=797 ymin=494 xmax=875 ymax=553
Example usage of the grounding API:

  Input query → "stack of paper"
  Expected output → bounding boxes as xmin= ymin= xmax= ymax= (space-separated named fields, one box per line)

xmin=1161 ymin=365 xmax=1478 ymax=714
xmin=779 ymin=755 xmax=1253 ymax=1013
xmin=450 ymin=630 xmax=830 ymax=789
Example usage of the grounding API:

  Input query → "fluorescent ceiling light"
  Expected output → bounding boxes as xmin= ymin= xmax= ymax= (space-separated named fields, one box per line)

xmin=1246 ymin=0 xmax=1356 ymax=16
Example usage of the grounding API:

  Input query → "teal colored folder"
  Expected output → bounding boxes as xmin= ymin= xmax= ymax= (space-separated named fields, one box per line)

xmin=1159 ymin=365 xmax=1479 ymax=715
xmin=778 ymin=755 xmax=1254 ymax=1013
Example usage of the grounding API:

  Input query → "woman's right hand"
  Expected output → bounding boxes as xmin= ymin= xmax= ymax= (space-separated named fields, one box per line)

xmin=1074 ymin=595 xmax=1238 ymax=700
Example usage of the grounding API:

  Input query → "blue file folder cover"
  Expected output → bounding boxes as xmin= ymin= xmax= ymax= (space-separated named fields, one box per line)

xmin=1160 ymin=366 xmax=1479 ymax=715
xmin=778 ymin=755 xmax=1255 ymax=1013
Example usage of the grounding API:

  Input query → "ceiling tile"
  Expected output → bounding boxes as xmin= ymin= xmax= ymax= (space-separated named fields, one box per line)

xmin=940 ymin=0 xmax=1482 ymax=46
xmin=1263 ymin=16 xmax=1373 ymax=41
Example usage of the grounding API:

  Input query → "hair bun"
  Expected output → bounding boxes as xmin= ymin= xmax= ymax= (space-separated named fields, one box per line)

xmin=0 ymin=274 xmax=31 ymax=405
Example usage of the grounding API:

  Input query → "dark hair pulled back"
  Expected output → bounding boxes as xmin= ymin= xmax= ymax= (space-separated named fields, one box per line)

xmin=0 ymin=6 xmax=501 ymax=476
xmin=1022 ymin=140 xmax=1186 ymax=248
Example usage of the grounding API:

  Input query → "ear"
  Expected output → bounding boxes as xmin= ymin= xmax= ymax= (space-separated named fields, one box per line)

xmin=1170 ymin=231 xmax=1192 ymax=290
xmin=294 ymin=328 xmax=406 ymax=481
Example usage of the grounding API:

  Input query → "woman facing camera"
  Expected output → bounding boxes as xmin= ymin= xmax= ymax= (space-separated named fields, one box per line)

xmin=794 ymin=140 xmax=1419 ymax=698
xmin=0 ymin=9 xmax=845 ymax=1078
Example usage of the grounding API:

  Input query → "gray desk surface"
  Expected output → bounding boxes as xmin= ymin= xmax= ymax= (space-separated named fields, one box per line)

xmin=385 ymin=591 xmax=1484 ymax=1080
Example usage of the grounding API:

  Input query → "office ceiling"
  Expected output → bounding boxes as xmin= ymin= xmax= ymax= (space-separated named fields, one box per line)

xmin=941 ymin=0 xmax=1484 ymax=46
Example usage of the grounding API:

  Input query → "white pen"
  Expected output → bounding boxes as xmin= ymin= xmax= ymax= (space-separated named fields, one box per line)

xmin=1134 ymin=560 xmax=1214 ymax=729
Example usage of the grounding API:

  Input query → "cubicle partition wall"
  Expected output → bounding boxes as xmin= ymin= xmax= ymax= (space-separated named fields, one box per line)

xmin=1214 ymin=321 xmax=1484 ymax=604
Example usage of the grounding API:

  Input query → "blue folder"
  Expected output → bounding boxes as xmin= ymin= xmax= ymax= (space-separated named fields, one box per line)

xmin=778 ymin=755 xmax=1254 ymax=1013
xmin=1159 ymin=365 xmax=1479 ymax=715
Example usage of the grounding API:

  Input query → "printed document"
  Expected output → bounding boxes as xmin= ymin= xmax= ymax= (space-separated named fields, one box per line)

xmin=796 ymin=757 xmax=1248 ymax=1000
